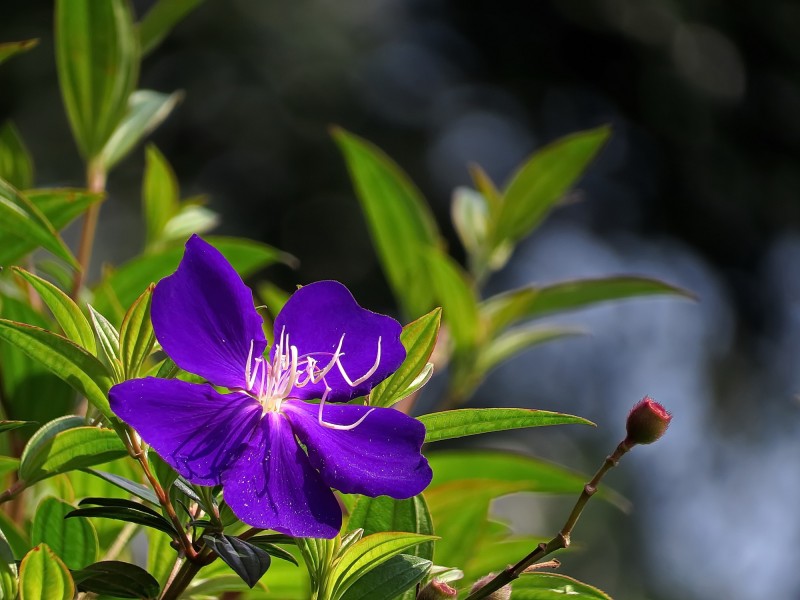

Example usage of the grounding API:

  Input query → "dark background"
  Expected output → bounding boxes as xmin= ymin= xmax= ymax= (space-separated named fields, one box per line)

xmin=4 ymin=1 xmax=800 ymax=598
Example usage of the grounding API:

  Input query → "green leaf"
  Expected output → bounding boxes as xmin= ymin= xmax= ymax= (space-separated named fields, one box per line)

xmin=88 ymin=305 xmax=122 ymax=381
xmin=0 ymin=320 xmax=114 ymax=417
xmin=491 ymin=126 xmax=611 ymax=247
xmin=82 ymin=468 xmax=160 ymax=505
xmin=329 ymin=532 xmax=437 ymax=600
xmin=0 ymin=510 xmax=31 ymax=559
xmin=476 ymin=325 xmax=584 ymax=375
xmin=0 ymin=39 xmax=38 ymax=67
xmin=0 ymin=121 xmax=34 ymax=189
xmin=101 ymin=90 xmax=183 ymax=170
xmin=340 ymin=554 xmax=431 ymax=600
xmin=146 ymin=528 xmax=174 ymax=587
xmin=463 ymin=534 xmax=546 ymax=585
xmin=93 ymin=236 xmax=295 ymax=323
xmin=245 ymin=537 xmax=299 ymax=566
xmin=55 ymin=0 xmax=139 ymax=160
xmin=142 ymin=144 xmax=179 ymax=248
xmin=119 ymin=284 xmax=155 ymax=379
xmin=162 ymin=202 xmax=219 ymax=243
xmin=347 ymin=494 xmax=434 ymax=561
xmin=72 ymin=560 xmax=161 ymax=598
xmin=18 ymin=543 xmax=75 ymax=600
xmin=68 ymin=497 xmax=177 ymax=537
xmin=332 ymin=127 xmax=441 ymax=317
xmin=12 ymin=267 xmax=96 ymax=354
xmin=512 ymin=573 xmax=613 ymax=599
xmin=422 ymin=252 xmax=479 ymax=350
xmin=0 ymin=179 xmax=78 ymax=268
xmin=0 ymin=524 xmax=18 ymax=599
xmin=0 ymin=189 xmax=103 ymax=267
xmin=139 ymin=0 xmax=206 ymax=56
xmin=19 ymin=419 xmax=126 ymax=484
xmin=0 ymin=421 xmax=34 ymax=435
xmin=203 ymin=534 xmax=271 ymax=588
xmin=370 ymin=308 xmax=441 ymax=408
xmin=451 ymin=187 xmax=489 ymax=261
xmin=482 ymin=276 xmax=696 ymax=335
xmin=420 ymin=408 xmax=593 ymax=443
xmin=31 ymin=497 xmax=98 ymax=570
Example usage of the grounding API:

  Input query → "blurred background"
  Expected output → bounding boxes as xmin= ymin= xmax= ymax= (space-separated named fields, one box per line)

xmin=3 ymin=1 xmax=800 ymax=598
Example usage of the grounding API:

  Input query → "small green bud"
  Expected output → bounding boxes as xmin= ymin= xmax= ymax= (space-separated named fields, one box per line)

xmin=417 ymin=578 xmax=457 ymax=599
xmin=625 ymin=396 xmax=671 ymax=445
xmin=469 ymin=574 xmax=511 ymax=600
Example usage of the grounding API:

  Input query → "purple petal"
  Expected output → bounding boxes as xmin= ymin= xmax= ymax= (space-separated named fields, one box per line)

xmin=152 ymin=235 xmax=266 ymax=390
xmin=283 ymin=400 xmax=432 ymax=498
xmin=222 ymin=412 xmax=342 ymax=538
xmin=110 ymin=377 xmax=261 ymax=485
xmin=274 ymin=281 xmax=405 ymax=401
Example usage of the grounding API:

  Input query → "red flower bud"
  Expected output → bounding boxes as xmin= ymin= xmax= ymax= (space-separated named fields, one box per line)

xmin=469 ymin=574 xmax=511 ymax=600
xmin=625 ymin=396 xmax=671 ymax=445
xmin=418 ymin=578 xmax=457 ymax=599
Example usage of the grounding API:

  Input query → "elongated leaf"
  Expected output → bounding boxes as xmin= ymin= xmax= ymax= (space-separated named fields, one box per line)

xmin=12 ymin=267 xmax=96 ymax=353
xmin=119 ymin=285 xmax=155 ymax=379
xmin=0 ymin=121 xmax=33 ymax=189
xmin=333 ymin=127 xmax=441 ymax=317
xmin=56 ymin=0 xmax=139 ymax=160
xmin=477 ymin=325 xmax=584 ymax=375
xmin=31 ymin=497 xmax=98 ymax=570
xmin=68 ymin=498 xmax=177 ymax=537
xmin=0 ymin=320 xmax=113 ymax=417
xmin=422 ymin=252 xmax=479 ymax=350
xmin=491 ymin=126 xmax=610 ymax=247
xmin=340 ymin=554 xmax=431 ymax=600
xmin=102 ymin=90 xmax=183 ymax=169
xmin=420 ymin=408 xmax=593 ymax=443
xmin=512 ymin=573 xmax=613 ymax=599
xmin=0 ymin=457 xmax=19 ymax=480
xmin=0 ymin=525 xmax=17 ymax=599
xmin=482 ymin=276 xmax=695 ymax=335
xmin=0 ymin=509 xmax=31 ymax=559
xmin=142 ymin=144 xmax=179 ymax=248
xmin=203 ymin=534 xmax=271 ymax=588
xmin=93 ymin=236 xmax=295 ymax=322
xmin=162 ymin=202 xmax=219 ymax=242
xmin=0 ymin=421 xmax=33 ymax=434
xmin=330 ymin=532 xmax=437 ymax=600
xmin=82 ymin=468 xmax=159 ymax=505
xmin=245 ymin=537 xmax=299 ymax=566
xmin=0 ymin=39 xmax=38 ymax=66
xmin=19 ymin=421 xmax=126 ymax=484
xmin=370 ymin=308 xmax=441 ymax=408
xmin=18 ymin=544 xmax=75 ymax=600
xmin=452 ymin=187 xmax=489 ymax=260
xmin=139 ymin=0 xmax=206 ymax=56
xmin=72 ymin=560 xmax=161 ymax=598
xmin=146 ymin=528 xmax=174 ymax=587
xmin=347 ymin=494 xmax=434 ymax=561
xmin=0 ymin=179 xmax=77 ymax=268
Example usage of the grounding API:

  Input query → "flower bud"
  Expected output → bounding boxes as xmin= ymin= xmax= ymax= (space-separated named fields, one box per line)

xmin=625 ymin=396 xmax=671 ymax=445
xmin=469 ymin=574 xmax=511 ymax=600
xmin=417 ymin=578 xmax=457 ymax=599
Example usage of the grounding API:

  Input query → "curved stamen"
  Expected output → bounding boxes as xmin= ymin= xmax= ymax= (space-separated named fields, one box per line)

xmin=316 ymin=386 xmax=375 ymax=431
xmin=335 ymin=337 xmax=382 ymax=387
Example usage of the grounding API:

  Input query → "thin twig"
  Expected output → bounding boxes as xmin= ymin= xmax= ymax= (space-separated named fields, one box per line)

xmin=71 ymin=160 xmax=106 ymax=299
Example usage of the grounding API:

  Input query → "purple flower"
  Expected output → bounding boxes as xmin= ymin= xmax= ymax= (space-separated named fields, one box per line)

xmin=109 ymin=235 xmax=432 ymax=538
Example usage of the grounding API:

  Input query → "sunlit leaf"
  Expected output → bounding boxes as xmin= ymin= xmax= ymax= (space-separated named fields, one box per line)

xmin=0 ymin=39 xmax=38 ymax=67
xmin=422 ymin=252 xmax=479 ymax=350
xmin=0 ymin=178 xmax=78 ymax=268
xmin=12 ymin=267 xmax=96 ymax=354
xmin=0 ymin=320 xmax=113 ymax=417
xmin=340 ymin=554 xmax=431 ymax=600
xmin=82 ymin=468 xmax=159 ymax=505
xmin=31 ymin=497 xmax=98 ymax=570
xmin=476 ymin=325 xmax=585 ymax=375
xmin=142 ymin=144 xmax=179 ymax=248
xmin=490 ymin=126 xmax=611 ymax=247
xmin=55 ymin=0 xmax=139 ymax=160
xmin=333 ymin=127 xmax=441 ymax=317
xmin=72 ymin=561 xmax=161 ymax=598
xmin=102 ymin=90 xmax=183 ymax=169
xmin=420 ymin=408 xmax=593 ymax=443
xmin=370 ymin=308 xmax=441 ymax=408
xmin=0 ymin=189 xmax=103 ymax=267
xmin=18 ymin=543 xmax=75 ymax=600
xmin=512 ymin=572 xmax=613 ymax=599
xmin=0 ymin=121 xmax=33 ymax=189
xmin=347 ymin=494 xmax=434 ymax=561
xmin=139 ymin=0 xmax=206 ymax=56
xmin=162 ymin=203 xmax=219 ymax=243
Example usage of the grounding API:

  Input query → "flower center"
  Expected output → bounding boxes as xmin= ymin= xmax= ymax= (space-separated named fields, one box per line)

xmin=244 ymin=328 xmax=381 ymax=430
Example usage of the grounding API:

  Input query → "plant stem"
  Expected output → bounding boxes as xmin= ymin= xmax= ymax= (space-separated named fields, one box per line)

xmin=0 ymin=479 xmax=26 ymax=505
xmin=159 ymin=553 xmax=203 ymax=600
xmin=464 ymin=439 xmax=633 ymax=600
xmin=71 ymin=159 xmax=106 ymax=299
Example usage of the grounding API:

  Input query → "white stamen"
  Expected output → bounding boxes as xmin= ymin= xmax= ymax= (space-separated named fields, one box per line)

xmin=316 ymin=386 xmax=375 ymax=431
xmin=335 ymin=337 xmax=382 ymax=387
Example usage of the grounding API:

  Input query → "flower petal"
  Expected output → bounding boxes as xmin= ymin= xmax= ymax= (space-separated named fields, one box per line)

xmin=283 ymin=400 xmax=432 ymax=498
xmin=222 ymin=413 xmax=342 ymax=538
xmin=274 ymin=281 xmax=405 ymax=401
xmin=110 ymin=377 xmax=261 ymax=485
xmin=152 ymin=234 xmax=266 ymax=389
